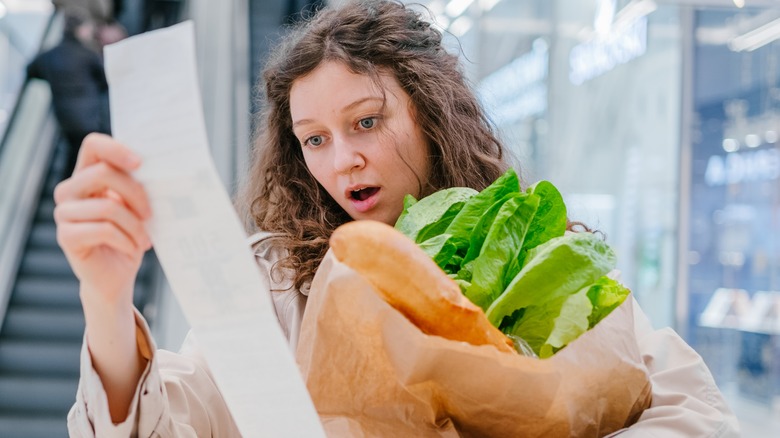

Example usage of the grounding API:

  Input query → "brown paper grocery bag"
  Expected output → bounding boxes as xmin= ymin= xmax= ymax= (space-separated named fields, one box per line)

xmin=296 ymin=253 xmax=652 ymax=437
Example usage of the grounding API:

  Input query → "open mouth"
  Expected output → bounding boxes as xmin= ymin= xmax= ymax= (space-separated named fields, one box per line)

xmin=350 ymin=187 xmax=380 ymax=201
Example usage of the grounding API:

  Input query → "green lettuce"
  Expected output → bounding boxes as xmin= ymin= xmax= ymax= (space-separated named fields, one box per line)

xmin=395 ymin=187 xmax=476 ymax=243
xmin=394 ymin=169 xmax=629 ymax=357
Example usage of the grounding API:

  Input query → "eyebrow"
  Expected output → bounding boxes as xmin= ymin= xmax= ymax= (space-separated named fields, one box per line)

xmin=292 ymin=96 xmax=384 ymax=129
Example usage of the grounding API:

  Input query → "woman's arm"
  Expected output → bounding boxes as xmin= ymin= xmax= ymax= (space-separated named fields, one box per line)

xmin=54 ymin=134 xmax=152 ymax=422
xmin=57 ymin=134 xmax=234 ymax=435
xmin=609 ymin=299 xmax=740 ymax=437
xmin=67 ymin=310 xmax=241 ymax=437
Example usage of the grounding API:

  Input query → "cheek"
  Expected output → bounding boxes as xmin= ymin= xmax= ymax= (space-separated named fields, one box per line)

xmin=301 ymin=151 xmax=324 ymax=184
xmin=399 ymin=116 xmax=430 ymax=172
xmin=405 ymin=134 xmax=430 ymax=182
xmin=302 ymin=150 xmax=340 ymax=196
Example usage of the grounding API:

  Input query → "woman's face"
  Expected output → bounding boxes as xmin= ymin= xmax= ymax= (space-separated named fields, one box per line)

xmin=289 ymin=61 xmax=431 ymax=225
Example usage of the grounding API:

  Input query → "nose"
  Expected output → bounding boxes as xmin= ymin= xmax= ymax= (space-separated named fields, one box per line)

xmin=333 ymin=135 xmax=366 ymax=175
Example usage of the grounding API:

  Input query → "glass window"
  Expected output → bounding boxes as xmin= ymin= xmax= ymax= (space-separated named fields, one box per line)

xmin=413 ymin=0 xmax=780 ymax=433
xmin=544 ymin=0 xmax=682 ymax=330
xmin=418 ymin=0 xmax=682 ymax=329
xmin=689 ymin=6 xmax=780 ymax=436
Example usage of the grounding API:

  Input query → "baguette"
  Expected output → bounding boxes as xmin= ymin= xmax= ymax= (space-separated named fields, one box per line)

xmin=330 ymin=220 xmax=515 ymax=354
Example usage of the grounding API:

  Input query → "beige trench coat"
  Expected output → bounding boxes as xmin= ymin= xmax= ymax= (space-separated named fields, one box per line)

xmin=67 ymin=233 xmax=741 ymax=437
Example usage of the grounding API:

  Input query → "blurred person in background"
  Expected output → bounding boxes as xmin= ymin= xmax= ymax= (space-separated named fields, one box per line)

xmin=54 ymin=0 xmax=124 ymax=52
xmin=27 ymin=10 xmax=110 ymax=181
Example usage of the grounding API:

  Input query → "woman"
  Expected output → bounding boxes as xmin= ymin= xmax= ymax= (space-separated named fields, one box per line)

xmin=58 ymin=1 xmax=739 ymax=436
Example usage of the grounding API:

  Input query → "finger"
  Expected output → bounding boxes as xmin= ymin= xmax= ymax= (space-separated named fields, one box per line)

xmin=54 ymin=198 xmax=152 ymax=250
xmin=54 ymin=162 xmax=152 ymax=220
xmin=74 ymin=133 xmax=141 ymax=174
xmin=57 ymin=222 xmax=139 ymax=258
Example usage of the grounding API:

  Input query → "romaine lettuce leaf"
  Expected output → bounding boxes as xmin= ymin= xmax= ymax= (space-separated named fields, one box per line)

xmin=395 ymin=194 xmax=418 ymax=228
xmin=485 ymin=233 xmax=616 ymax=327
xmin=395 ymin=187 xmax=476 ymax=242
xmin=462 ymin=193 xmax=515 ymax=266
xmin=418 ymin=233 xmax=458 ymax=270
xmin=539 ymin=287 xmax=592 ymax=358
xmin=464 ymin=193 xmax=539 ymax=310
xmin=503 ymin=285 xmax=593 ymax=358
xmin=586 ymin=276 xmax=630 ymax=328
xmin=444 ymin=168 xmax=520 ymax=252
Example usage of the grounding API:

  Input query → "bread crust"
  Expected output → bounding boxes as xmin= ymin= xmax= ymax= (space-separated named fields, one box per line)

xmin=330 ymin=220 xmax=515 ymax=354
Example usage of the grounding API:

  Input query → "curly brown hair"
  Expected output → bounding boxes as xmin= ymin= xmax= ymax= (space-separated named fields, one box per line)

xmin=237 ymin=0 xmax=509 ymax=290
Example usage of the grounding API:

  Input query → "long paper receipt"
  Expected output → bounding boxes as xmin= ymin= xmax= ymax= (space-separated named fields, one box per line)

xmin=104 ymin=21 xmax=325 ymax=437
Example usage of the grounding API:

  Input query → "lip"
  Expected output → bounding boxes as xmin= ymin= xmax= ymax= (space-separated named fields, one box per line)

xmin=346 ymin=184 xmax=381 ymax=214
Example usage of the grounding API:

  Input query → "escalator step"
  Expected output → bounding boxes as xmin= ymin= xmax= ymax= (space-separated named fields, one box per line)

xmin=19 ymin=248 xmax=157 ymax=279
xmin=0 ymin=414 xmax=68 ymax=438
xmin=10 ymin=276 xmax=149 ymax=310
xmin=28 ymin=222 xmax=58 ymax=249
xmin=0 ymin=376 xmax=77 ymax=414
xmin=42 ymin=174 xmax=61 ymax=199
xmin=18 ymin=249 xmax=74 ymax=277
xmin=0 ymin=341 xmax=81 ymax=377
xmin=10 ymin=277 xmax=80 ymax=309
xmin=1 ymin=308 xmax=84 ymax=342
xmin=35 ymin=199 xmax=55 ymax=222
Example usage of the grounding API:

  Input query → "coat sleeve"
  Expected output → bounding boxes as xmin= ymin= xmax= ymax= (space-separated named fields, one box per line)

xmin=66 ymin=309 xmax=241 ymax=437
xmin=607 ymin=299 xmax=741 ymax=438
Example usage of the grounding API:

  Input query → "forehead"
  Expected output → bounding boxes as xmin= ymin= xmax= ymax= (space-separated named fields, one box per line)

xmin=289 ymin=61 xmax=404 ymax=121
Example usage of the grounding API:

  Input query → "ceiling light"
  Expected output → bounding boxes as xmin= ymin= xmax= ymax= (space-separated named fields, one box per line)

xmin=612 ymin=0 xmax=657 ymax=34
xmin=729 ymin=17 xmax=780 ymax=52
xmin=594 ymin=0 xmax=617 ymax=35
xmin=723 ymin=138 xmax=740 ymax=152
xmin=745 ymin=134 xmax=762 ymax=148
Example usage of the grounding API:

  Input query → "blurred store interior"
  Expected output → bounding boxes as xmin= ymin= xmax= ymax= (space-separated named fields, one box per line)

xmin=0 ymin=0 xmax=778 ymax=436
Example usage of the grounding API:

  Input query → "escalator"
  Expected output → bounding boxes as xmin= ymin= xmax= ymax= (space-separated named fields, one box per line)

xmin=0 ymin=142 xmax=83 ymax=436
xmin=0 ymin=9 xmax=160 ymax=438
xmin=0 ymin=139 xmax=157 ymax=437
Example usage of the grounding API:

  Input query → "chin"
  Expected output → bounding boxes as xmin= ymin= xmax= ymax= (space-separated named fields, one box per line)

xmin=352 ymin=211 xmax=394 ymax=226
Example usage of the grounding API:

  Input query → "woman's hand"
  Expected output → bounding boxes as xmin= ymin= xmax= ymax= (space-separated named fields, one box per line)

xmin=54 ymin=133 xmax=152 ymax=423
xmin=54 ymin=133 xmax=152 ymax=305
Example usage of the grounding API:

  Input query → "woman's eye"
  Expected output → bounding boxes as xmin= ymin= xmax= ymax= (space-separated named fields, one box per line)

xmin=305 ymin=135 xmax=324 ymax=147
xmin=358 ymin=117 xmax=376 ymax=129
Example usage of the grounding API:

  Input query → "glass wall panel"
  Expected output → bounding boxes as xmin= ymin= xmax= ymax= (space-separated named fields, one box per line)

xmin=419 ymin=0 xmax=682 ymax=328
xmin=544 ymin=0 xmax=681 ymax=329
xmin=413 ymin=0 xmax=780 ymax=432
xmin=689 ymin=7 xmax=780 ymax=436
